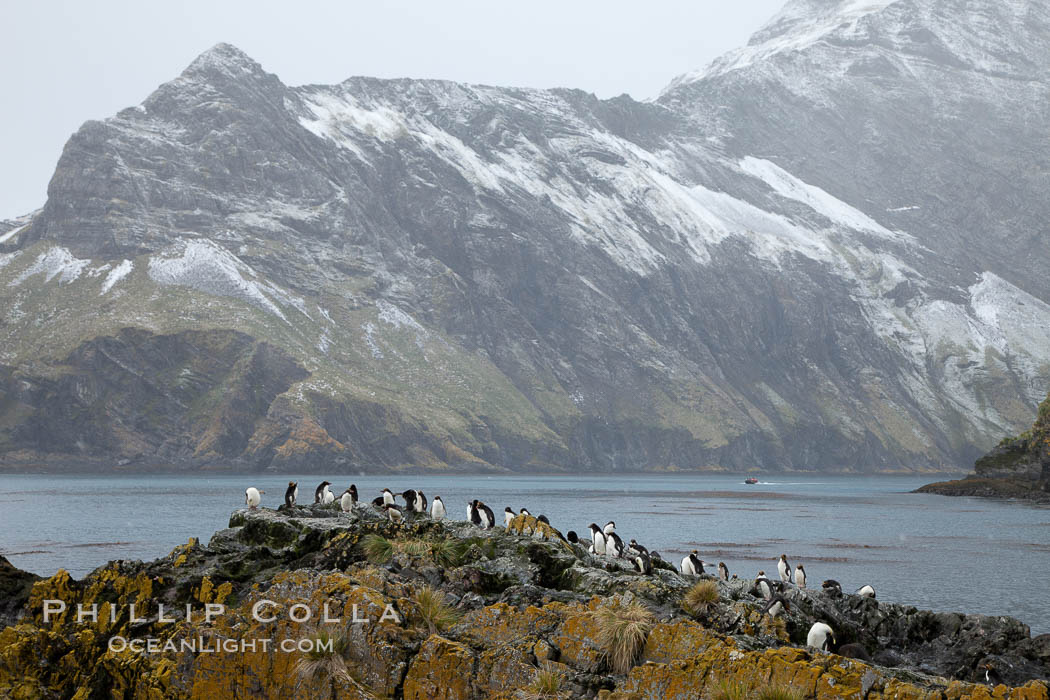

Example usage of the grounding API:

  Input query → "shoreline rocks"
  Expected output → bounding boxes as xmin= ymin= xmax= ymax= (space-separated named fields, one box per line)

xmin=916 ymin=476 xmax=1050 ymax=504
xmin=1 ymin=504 xmax=1047 ymax=698
xmin=919 ymin=392 xmax=1050 ymax=505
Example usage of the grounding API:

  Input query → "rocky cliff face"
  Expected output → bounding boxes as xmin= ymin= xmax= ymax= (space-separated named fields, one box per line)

xmin=2 ymin=504 xmax=1048 ymax=698
xmin=919 ymin=391 xmax=1050 ymax=502
xmin=975 ymin=393 xmax=1050 ymax=480
xmin=3 ymin=0 xmax=1050 ymax=473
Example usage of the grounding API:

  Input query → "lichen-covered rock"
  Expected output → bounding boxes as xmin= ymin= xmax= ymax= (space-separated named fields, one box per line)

xmin=1 ymin=507 xmax=1048 ymax=698
xmin=403 ymin=636 xmax=476 ymax=700
xmin=552 ymin=602 xmax=607 ymax=674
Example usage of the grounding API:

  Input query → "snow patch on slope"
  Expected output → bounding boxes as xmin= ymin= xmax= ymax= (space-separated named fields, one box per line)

xmin=100 ymin=260 xmax=133 ymax=294
xmin=10 ymin=247 xmax=90 ymax=286
xmin=969 ymin=272 xmax=1050 ymax=359
xmin=740 ymin=156 xmax=910 ymax=242
xmin=0 ymin=224 xmax=27 ymax=244
xmin=300 ymin=88 xmax=506 ymax=192
xmin=0 ymin=251 xmax=22 ymax=271
xmin=859 ymin=270 xmax=1050 ymax=428
xmin=674 ymin=177 xmax=835 ymax=264
xmin=148 ymin=240 xmax=288 ymax=320
xmin=360 ymin=322 xmax=383 ymax=359
xmin=300 ymin=90 xmax=407 ymax=150
xmin=378 ymin=300 xmax=429 ymax=351
xmin=665 ymin=0 xmax=899 ymax=89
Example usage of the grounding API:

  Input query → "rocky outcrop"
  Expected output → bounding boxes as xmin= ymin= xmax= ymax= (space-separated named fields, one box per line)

xmin=0 ymin=556 xmax=38 ymax=630
xmin=919 ymin=392 xmax=1050 ymax=503
xmin=1 ymin=505 xmax=1047 ymax=698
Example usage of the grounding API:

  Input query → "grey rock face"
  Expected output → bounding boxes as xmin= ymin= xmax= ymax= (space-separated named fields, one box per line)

xmin=662 ymin=0 xmax=1050 ymax=301
xmin=2 ymin=0 xmax=1049 ymax=472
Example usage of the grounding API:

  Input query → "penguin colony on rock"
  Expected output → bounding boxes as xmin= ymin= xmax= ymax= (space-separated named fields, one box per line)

xmin=244 ymin=482 xmax=877 ymax=596
xmin=242 ymin=481 xmax=893 ymax=671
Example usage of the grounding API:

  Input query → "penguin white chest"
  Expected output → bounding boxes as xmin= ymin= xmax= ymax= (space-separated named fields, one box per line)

xmin=245 ymin=488 xmax=261 ymax=508
xmin=807 ymin=623 xmax=833 ymax=651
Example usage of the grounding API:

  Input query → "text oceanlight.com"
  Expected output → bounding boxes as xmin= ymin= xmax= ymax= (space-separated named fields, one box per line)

xmin=108 ymin=637 xmax=335 ymax=654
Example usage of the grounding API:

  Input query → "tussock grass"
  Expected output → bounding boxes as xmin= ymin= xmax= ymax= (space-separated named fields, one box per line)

xmin=517 ymin=663 xmax=568 ymax=699
xmin=589 ymin=598 xmax=655 ymax=674
xmin=463 ymin=536 xmax=498 ymax=560
xmin=412 ymin=585 xmax=462 ymax=634
xmin=361 ymin=533 xmax=472 ymax=568
xmin=292 ymin=628 xmax=365 ymax=697
xmin=400 ymin=539 xmax=430 ymax=557
xmin=683 ymin=580 xmax=720 ymax=617
xmin=709 ymin=678 xmax=751 ymax=700
xmin=753 ymin=684 xmax=805 ymax=700
xmin=431 ymin=537 xmax=471 ymax=567
xmin=360 ymin=534 xmax=393 ymax=564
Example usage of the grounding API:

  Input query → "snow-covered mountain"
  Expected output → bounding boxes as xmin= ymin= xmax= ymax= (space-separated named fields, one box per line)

xmin=2 ymin=0 xmax=1048 ymax=473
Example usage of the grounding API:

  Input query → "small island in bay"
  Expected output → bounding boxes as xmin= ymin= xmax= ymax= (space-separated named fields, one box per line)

xmin=919 ymin=392 xmax=1050 ymax=504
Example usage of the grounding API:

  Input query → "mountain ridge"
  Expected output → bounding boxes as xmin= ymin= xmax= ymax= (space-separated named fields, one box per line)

xmin=2 ymin=0 xmax=1048 ymax=473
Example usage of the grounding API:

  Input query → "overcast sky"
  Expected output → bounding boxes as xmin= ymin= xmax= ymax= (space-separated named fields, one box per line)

xmin=0 ymin=0 xmax=783 ymax=219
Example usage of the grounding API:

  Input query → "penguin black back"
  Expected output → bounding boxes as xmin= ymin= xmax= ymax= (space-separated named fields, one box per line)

xmin=479 ymin=501 xmax=496 ymax=529
xmin=754 ymin=577 xmax=781 ymax=599
xmin=761 ymin=593 xmax=792 ymax=616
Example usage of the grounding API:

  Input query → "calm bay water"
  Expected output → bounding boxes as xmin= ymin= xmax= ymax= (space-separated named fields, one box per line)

xmin=2 ymin=473 xmax=1048 ymax=634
